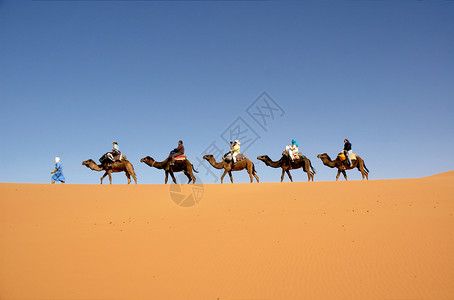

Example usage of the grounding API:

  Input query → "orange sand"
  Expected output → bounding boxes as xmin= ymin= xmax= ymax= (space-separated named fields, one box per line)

xmin=1 ymin=172 xmax=453 ymax=299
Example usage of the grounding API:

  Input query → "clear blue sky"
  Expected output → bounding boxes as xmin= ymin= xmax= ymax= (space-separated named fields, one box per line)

xmin=1 ymin=0 xmax=453 ymax=184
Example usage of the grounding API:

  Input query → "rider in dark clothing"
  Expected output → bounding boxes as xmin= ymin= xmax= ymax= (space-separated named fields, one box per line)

xmin=170 ymin=140 xmax=184 ymax=165
xmin=343 ymin=139 xmax=352 ymax=166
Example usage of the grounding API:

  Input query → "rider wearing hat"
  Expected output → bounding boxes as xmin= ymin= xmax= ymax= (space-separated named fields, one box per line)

xmin=286 ymin=139 xmax=299 ymax=161
xmin=230 ymin=140 xmax=241 ymax=166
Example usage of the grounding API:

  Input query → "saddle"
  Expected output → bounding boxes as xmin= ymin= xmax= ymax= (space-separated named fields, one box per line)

xmin=223 ymin=153 xmax=246 ymax=163
xmin=338 ymin=152 xmax=357 ymax=162
xmin=282 ymin=151 xmax=306 ymax=160
xmin=99 ymin=152 xmax=126 ymax=165
xmin=174 ymin=154 xmax=187 ymax=161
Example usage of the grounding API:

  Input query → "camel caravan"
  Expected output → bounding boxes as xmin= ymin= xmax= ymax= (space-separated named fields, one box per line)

xmin=79 ymin=139 xmax=369 ymax=184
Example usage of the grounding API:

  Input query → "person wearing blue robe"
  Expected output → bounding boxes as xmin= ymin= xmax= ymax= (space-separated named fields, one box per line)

xmin=51 ymin=157 xmax=66 ymax=184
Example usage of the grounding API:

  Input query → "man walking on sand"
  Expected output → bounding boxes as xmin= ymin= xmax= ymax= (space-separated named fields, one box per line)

xmin=51 ymin=157 xmax=66 ymax=184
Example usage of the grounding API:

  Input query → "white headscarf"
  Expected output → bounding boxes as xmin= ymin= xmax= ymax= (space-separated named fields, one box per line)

xmin=55 ymin=157 xmax=60 ymax=163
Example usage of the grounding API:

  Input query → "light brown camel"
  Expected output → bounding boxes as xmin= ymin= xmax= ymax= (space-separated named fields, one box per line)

xmin=257 ymin=155 xmax=316 ymax=182
xmin=140 ymin=156 xmax=198 ymax=184
xmin=202 ymin=154 xmax=259 ymax=183
xmin=82 ymin=159 xmax=137 ymax=184
xmin=317 ymin=153 xmax=369 ymax=181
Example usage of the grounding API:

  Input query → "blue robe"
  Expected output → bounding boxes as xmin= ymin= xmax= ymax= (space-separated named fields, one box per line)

xmin=52 ymin=162 xmax=66 ymax=182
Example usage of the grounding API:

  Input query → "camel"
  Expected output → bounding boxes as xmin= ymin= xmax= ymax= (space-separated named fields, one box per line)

xmin=202 ymin=154 xmax=259 ymax=183
xmin=82 ymin=159 xmax=137 ymax=184
xmin=140 ymin=156 xmax=198 ymax=184
xmin=257 ymin=155 xmax=316 ymax=182
xmin=317 ymin=153 xmax=369 ymax=181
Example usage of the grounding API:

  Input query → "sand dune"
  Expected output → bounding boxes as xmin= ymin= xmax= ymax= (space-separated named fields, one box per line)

xmin=1 ymin=173 xmax=453 ymax=299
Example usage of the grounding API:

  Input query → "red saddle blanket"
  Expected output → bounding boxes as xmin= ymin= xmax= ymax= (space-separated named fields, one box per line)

xmin=174 ymin=155 xmax=187 ymax=161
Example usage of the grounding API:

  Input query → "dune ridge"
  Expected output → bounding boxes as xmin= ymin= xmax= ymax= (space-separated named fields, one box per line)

xmin=1 ymin=173 xmax=453 ymax=299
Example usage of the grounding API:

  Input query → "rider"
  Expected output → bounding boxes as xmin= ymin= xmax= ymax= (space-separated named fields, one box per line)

xmin=343 ymin=139 xmax=352 ymax=167
xmin=112 ymin=141 xmax=121 ymax=161
xmin=285 ymin=139 xmax=299 ymax=161
xmin=230 ymin=140 xmax=241 ymax=167
xmin=169 ymin=140 xmax=184 ymax=166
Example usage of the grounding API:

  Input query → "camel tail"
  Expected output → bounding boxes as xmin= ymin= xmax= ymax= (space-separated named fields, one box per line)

xmin=192 ymin=163 xmax=199 ymax=173
xmin=253 ymin=164 xmax=258 ymax=174
xmin=364 ymin=163 xmax=369 ymax=173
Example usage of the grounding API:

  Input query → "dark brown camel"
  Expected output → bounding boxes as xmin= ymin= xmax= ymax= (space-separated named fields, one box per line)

xmin=202 ymin=154 xmax=259 ymax=183
xmin=82 ymin=159 xmax=137 ymax=184
xmin=140 ymin=156 xmax=198 ymax=184
xmin=257 ymin=155 xmax=316 ymax=182
xmin=317 ymin=153 xmax=369 ymax=181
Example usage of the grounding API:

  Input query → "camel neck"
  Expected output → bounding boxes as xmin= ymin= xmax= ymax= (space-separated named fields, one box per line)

xmin=322 ymin=157 xmax=336 ymax=168
xmin=152 ymin=159 xmax=168 ymax=169
xmin=264 ymin=157 xmax=282 ymax=168
xmin=208 ymin=158 xmax=224 ymax=169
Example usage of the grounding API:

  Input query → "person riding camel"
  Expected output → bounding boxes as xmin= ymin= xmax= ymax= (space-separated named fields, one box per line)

xmin=343 ymin=139 xmax=352 ymax=167
xmin=169 ymin=140 xmax=184 ymax=166
xmin=285 ymin=139 xmax=299 ymax=161
xmin=112 ymin=141 xmax=121 ymax=160
xmin=231 ymin=140 xmax=241 ymax=166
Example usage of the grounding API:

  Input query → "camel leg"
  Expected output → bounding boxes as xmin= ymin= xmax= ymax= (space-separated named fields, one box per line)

xmin=286 ymin=170 xmax=293 ymax=182
xmin=101 ymin=172 xmax=109 ymax=184
xmin=184 ymin=171 xmax=192 ymax=184
xmin=248 ymin=168 xmax=254 ymax=183
xmin=132 ymin=173 xmax=138 ymax=184
xmin=342 ymin=170 xmax=348 ymax=181
xmin=228 ymin=171 xmax=233 ymax=183
xmin=126 ymin=172 xmax=131 ymax=184
xmin=336 ymin=170 xmax=341 ymax=181
xmin=253 ymin=172 xmax=259 ymax=183
xmin=303 ymin=170 xmax=311 ymax=182
xmin=280 ymin=169 xmax=285 ymax=182
xmin=191 ymin=172 xmax=196 ymax=184
xmin=169 ymin=172 xmax=177 ymax=184
xmin=361 ymin=169 xmax=368 ymax=180
xmin=164 ymin=171 xmax=169 ymax=184
xmin=220 ymin=170 xmax=228 ymax=184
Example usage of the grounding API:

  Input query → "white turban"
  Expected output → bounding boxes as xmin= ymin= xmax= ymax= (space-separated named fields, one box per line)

xmin=55 ymin=157 xmax=60 ymax=163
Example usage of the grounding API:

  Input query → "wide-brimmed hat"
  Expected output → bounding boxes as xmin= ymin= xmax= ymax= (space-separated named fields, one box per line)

xmin=234 ymin=140 xmax=240 ymax=145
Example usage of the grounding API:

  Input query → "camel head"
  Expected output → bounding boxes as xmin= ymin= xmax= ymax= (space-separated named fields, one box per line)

xmin=140 ymin=156 xmax=154 ymax=163
xmin=317 ymin=153 xmax=327 ymax=159
xmin=82 ymin=159 xmax=95 ymax=166
xmin=257 ymin=155 xmax=269 ymax=162
xmin=202 ymin=154 xmax=214 ymax=161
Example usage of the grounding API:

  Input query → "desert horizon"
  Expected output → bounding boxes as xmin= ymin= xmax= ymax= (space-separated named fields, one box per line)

xmin=1 ymin=171 xmax=453 ymax=299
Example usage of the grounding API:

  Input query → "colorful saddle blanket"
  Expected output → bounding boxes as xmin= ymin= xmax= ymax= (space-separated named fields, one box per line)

xmin=282 ymin=151 xmax=306 ymax=160
xmin=235 ymin=154 xmax=246 ymax=162
xmin=338 ymin=152 xmax=357 ymax=161
xmin=174 ymin=154 xmax=187 ymax=161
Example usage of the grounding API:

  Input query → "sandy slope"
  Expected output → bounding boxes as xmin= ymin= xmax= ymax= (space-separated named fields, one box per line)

xmin=1 ymin=173 xmax=453 ymax=300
